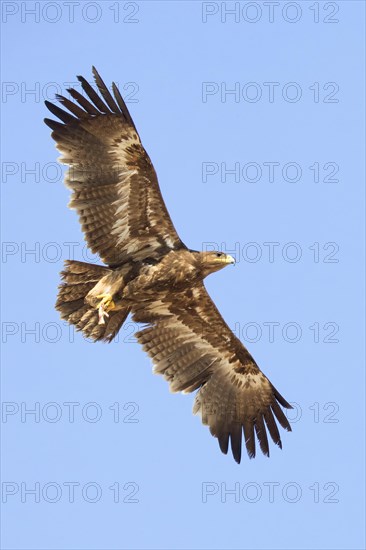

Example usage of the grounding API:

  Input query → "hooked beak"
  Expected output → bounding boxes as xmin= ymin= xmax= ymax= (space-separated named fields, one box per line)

xmin=224 ymin=254 xmax=235 ymax=265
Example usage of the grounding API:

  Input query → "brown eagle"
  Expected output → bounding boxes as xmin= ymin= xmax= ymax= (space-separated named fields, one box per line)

xmin=45 ymin=67 xmax=292 ymax=463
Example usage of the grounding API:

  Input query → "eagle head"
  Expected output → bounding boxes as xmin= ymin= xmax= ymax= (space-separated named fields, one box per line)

xmin=199 ymin=251 xmax=235 ymax=276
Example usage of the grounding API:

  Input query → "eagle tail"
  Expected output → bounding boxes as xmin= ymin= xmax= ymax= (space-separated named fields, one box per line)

xmin=56 ymin=260 xmax=130 ymax=342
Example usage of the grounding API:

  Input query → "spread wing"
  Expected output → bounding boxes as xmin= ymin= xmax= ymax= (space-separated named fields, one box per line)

xmin=44 ymin=67 xmax=186 ymax=266
xmin=132 ymin=284 xmax=292 ymax=464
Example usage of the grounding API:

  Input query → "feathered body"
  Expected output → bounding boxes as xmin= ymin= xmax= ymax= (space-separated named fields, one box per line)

xmin=45 ymin=68 xmax=292 ymax=463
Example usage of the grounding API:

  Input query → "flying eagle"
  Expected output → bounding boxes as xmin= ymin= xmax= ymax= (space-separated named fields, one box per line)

xmin=45 ymin=67 xmax=292 ymax=463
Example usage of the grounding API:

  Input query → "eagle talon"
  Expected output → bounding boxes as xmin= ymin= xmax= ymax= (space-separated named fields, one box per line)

xmin=96 ymin=293 xmax=115 ymax=325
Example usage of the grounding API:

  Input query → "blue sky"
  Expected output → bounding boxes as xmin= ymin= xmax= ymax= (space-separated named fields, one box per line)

xmin=1 ymin=1 xmax=365 ymax=549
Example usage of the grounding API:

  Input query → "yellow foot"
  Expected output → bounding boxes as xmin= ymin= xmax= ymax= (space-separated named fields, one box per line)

xmin=96 ymin=293 xmax=115 ymax=325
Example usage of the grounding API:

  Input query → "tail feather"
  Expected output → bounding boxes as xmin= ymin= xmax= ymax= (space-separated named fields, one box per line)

xmin=56 ymin=260 xmax=130 ymax=342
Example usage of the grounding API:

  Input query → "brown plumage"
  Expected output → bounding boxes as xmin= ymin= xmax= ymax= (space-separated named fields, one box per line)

xmin=45 ymin=67 xmax=292 ymax=464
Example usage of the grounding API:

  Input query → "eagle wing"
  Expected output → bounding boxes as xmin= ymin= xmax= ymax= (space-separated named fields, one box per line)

xmin=45 ymin=67 xmax=185 ymax=266
xmin=132 ymin=284 xmax=292 ymax=463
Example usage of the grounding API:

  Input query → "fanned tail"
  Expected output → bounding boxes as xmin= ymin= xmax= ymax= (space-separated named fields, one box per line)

xmin=56 ymin=260 xmax=130 ymax=342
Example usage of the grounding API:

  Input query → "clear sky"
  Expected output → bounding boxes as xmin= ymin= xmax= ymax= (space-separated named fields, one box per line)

xmin=1 ymin=1 xmax=365 ymax=549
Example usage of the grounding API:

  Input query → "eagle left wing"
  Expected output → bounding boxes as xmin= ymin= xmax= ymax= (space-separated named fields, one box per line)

xmin=132 ymin=284 xmax=292 ymax=463
xmin=44 ymin=67 xmax=186 ymax=266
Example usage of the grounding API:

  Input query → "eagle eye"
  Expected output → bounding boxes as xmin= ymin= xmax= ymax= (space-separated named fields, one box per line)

xmin=216 ymin=253 xmax=223 ymax=257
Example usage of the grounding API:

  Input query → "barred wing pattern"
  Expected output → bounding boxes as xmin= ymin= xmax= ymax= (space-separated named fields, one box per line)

xmin=45 ymin=67 xmax=185 ymax=266
xmin=132 ymin=284 xmax=292 ymax=463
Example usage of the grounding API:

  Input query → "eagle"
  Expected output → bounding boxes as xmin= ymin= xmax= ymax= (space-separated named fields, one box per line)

xmin=44 ymin=67 xmax=292 ymax=464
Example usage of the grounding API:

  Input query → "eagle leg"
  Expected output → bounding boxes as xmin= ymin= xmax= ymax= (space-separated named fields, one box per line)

xmin=96 ymin=293 xmax=116 ymax=325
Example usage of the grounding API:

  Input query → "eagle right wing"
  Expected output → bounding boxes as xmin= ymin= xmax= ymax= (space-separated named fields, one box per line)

xmin=45 ymin=67 xmax=186 ymax=267
xmin=132 ymin=283 xmax=292 ymax=464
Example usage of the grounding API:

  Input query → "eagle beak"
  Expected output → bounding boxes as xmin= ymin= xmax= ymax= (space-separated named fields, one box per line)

xmin=225 ymin=254 xmax=235 ymax=265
